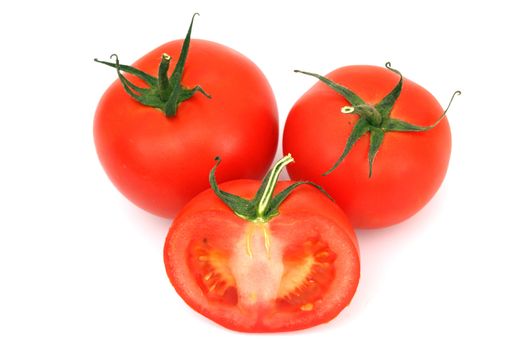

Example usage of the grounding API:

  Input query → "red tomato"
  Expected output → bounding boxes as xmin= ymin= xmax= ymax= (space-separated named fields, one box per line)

xmin=94 ymin=17 xmax=278 ymax=217
xmin=284 ymin=64 xmax=458 ymax=228
xmin=164 ymin=156 xmax=360 ymax=332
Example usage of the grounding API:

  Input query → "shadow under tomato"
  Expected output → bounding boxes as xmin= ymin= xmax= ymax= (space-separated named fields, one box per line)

xmin=122 ymin=201 xmax=173 ymax=244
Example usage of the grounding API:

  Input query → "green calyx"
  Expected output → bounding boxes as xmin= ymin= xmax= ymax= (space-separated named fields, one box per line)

xmin=94 ymin=13 xmax=211 ymax=117
xmin=209 ymin=154 xmax=331 ymax=223
xmin=295 ymin=62 xmax=461 ymax=178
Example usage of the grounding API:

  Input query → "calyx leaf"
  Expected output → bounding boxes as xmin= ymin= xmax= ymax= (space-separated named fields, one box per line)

xmin=94 ymin=13 xmax=211 ymax=117
xmin=210 ymin=155 xmax=331 ymax=222
xmin=295 ymin=63 xmax=461 ymax=177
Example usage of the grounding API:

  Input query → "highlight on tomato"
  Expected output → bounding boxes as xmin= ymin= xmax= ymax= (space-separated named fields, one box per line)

xmin=93 ymin=14 xmax=278 ymax=218
xmin=164 ymin=155 xmax=360 ymax=332
xmin=283 ymin=63 xmax=460 ymax=228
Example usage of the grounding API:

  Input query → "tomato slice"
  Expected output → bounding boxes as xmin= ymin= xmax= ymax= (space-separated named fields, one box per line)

xmin=164 ymin=181 xmax=360 ymax=332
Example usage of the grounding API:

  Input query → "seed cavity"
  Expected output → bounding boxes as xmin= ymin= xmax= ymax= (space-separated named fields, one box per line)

xmin=187 ymin=240 xmax=238 ymax=305
xmin=276 ymin=237 xmax=336 ymax=311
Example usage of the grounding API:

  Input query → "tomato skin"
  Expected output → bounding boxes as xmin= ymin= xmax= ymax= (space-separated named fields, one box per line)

xmin=94 ymin=39 xmax=278 ymax=217
xmin=283 ymin=65 xmax=451 ymax=228
xmin=164 ymin=180 xmax=360 ymax=332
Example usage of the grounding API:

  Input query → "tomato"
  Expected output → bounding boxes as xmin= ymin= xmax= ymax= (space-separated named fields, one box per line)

xmin=164 ymin=155 xmax=360 ymax=332
xmin=94 ymin=15 xmax=278 ymax=217
xmin=283 ymin=64 xmax=460 ymax=228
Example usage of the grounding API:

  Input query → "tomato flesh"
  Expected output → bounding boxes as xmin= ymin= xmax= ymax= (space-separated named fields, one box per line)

xmin=165 ymin=181 xmax=360 ymax=332
xmin=188 ymin=239 xmax=238 ymax=305
xmin=276 ymin=237 xmax=336 ymax=311
xmin=187 ymin=224 xmax=337 ymax=313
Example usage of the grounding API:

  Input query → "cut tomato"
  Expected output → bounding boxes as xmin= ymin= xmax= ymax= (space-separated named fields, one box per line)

xmin=164 ymin=156 xmax=359 ymax=332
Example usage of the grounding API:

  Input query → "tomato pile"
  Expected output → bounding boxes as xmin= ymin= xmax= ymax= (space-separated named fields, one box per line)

xmin=94 ymin=14 xmax=459 ymax=332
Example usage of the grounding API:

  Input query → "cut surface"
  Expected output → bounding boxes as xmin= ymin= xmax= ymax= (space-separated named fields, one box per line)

xmin=276 ymin=237 xmax=336 ymax=311
xmin=165 ymin=210 xmax=359 ymax=332
xmin=187 ymin=238 xmax=238 ymax=305
xmin=186 ymin=223 xmax=337 ymax=313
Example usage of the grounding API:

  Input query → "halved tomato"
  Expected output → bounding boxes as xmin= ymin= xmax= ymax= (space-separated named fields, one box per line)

xmin=164 ymin=155 xmax=360 ymax=332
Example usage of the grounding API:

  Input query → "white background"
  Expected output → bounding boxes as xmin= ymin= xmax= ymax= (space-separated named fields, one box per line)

xmin=1 ymin=0 xmax=524 ymax=348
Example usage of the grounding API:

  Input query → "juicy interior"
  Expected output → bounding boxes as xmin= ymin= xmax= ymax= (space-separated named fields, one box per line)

xmin=187 ymin=223 xmax=336 ymax=312
xmin=188 ymin=239 xmax=238 ymax=305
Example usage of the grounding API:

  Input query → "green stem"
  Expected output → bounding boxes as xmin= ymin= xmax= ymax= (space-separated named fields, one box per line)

xmin=209 ymin=155 xmax=330 ymax=222
xmin=158 ymin=53 xmax=171 ymax=101
xmin=354 ymin=104 xmax=382 ymax=126
xmin=297 ymin=63 xmax=461 ymax=177
xmin=94 ymin=13 xmax=210 ymax=118
xmin=256 ymin=154 xmax=294 ymax=219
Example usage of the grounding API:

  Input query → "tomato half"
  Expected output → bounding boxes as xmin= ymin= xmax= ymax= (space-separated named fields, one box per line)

xmin=94 ymin=16 xmax=278 ymax=217
xmin=284 ymin=64 xmax=457 ymax=228
xmin=164 ymin=156 xmax=360 ymax=332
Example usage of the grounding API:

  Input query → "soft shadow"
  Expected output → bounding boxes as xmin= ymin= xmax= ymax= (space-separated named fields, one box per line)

xmin=122 ymin=202 xmax=173 ymax=246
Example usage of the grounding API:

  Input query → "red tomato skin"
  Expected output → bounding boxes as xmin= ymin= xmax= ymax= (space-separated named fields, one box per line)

xmin=94 ymin=39 xmax=278 ymax=217
xmin=283 ymin=65 xmax=451 ymax=228
xmin=164 ymin=180 xmax=360 ymax=332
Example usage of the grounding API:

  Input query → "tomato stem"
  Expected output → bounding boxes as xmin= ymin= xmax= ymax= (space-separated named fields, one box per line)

xmin=94 ymin=13 xmax=211 ymax=117
xmin=209 ymin=155 xmax=331 ymax=222
xmin=256 ymin=154 xmax=294 ymax=219
xmin=341 ymin=106 xmax=355 ymax=114
xmin=158 ymin=53 xmax=172 ymax=102
xmin=296 ymin=62 xmax=461 ymax=177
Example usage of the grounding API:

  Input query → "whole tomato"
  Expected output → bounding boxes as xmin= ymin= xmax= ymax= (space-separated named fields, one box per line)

xmin=164 ymin=155 xmax=360 ymax=332
xmin=283 ymin=63 xmax=460 ymax=228
xmin=94 ymin=14 xmax=278 ymax=217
